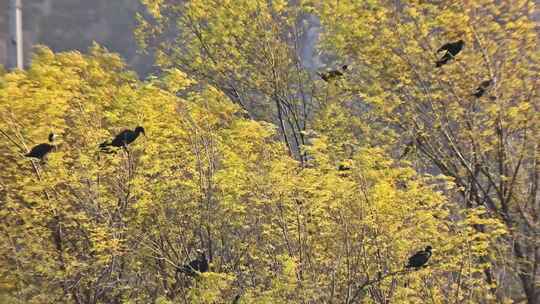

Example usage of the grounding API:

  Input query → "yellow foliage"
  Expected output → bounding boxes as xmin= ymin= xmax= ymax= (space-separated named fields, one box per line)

xmin=1 ymin=0 xmax=537 ymax=301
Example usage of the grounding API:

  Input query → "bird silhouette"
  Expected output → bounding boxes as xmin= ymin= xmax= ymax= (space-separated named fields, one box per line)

xmin=436 ymin=40 xmax=464 ymax=67
xmin=318 ymin=65 xmax=348 ymax=82
xmin=472 ymin=79 xmax=492 ymax=98
xmin=99 ymin=126 xmax=145 ymax=152
xmin=232 ymin=294 xmax=241 ymax=304
xmin=25 ymin=133 xmax=56 ymax=161
xmin=406 ymin=245 xmax=432 ymax=269
xmin=338 ymin=163 xmax=352 ymax=171
xmin=176 ymin=250 xmax=209 ymax=277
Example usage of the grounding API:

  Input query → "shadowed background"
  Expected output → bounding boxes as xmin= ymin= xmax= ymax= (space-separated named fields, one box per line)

xmin=0 ymin=0 xmax=328 ymax=75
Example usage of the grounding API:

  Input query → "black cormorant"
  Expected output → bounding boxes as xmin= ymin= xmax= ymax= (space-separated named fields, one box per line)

xmin=318 ymin=65 xmax=348 ymax=82
xmin=436 ymin=40 xmax=464 ymax=67
xmin=176 ymin=250 xmax=209 ymax=277
xmin=99 ymin=126 xmax=145 ymax=152
xmin=406 ymin=245 xmax=432 ymax=269
xmin=473 ymin=79 xmax=492 ymax=98
xmin=338 ymin=163 xmax=352 ymax=171
xmin=25 ymin=133 xmax=56 ymax=161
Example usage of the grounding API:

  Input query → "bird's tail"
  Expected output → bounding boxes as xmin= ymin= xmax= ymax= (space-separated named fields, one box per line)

xmin=435 ymin=54 xmax=451 ymax=67
xmin=176 ymin=265 xmax=189 ymax=274
xmin=317 ymin=72 xmax=329 ymax=81
xmin=472 ymin=89 xmax=484 ymax=98
xmin=176 ymin=266 xmax=196 ymax=276
xmin=99 ymin=141 xmax=111 ymax=152
xmin=24 ymin=152 xmax=40 ymax=159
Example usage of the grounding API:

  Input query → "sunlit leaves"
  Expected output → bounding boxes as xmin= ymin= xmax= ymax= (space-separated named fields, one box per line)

xmin=315 ymin=0 xmax=539 ymax=301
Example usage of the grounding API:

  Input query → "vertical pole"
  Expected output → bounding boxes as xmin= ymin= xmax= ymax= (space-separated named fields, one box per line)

xmin=8 ymin=0 xmax=23 ymax=70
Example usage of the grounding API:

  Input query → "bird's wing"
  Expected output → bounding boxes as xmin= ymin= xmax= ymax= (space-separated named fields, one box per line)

xmin=407 ymin=254 xmax=416 ymax=265
xmin=178 ymin=263 xmax=195 ymax=274
xmin=188 ymin=259 xmax=200 ymax=271
xmin=110 ymin=130 xmax=130 ymax=145
xmin=125 ymin=130 xmax=139 ymax=144
xmin=437 ymin=43 xmax=450 ymax=52
xmin=36 ymin=143 xmax=52 ymax=153
xmin=409 ymin=251 xmax=423 ymax=263
xmin=28 ymin=144 xmax=41 ymax=154
xmin=99 ymin=140 xmax=110 ymax=148
xmin=200 ymin=259 xmax=209 ymax=272
xmin=27 ymin=144 xmax=54 ymax=158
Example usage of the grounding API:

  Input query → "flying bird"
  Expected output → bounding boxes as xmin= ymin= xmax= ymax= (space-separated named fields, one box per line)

xmin=318 ymin=65 xmax=348 ymax=82
xmin=25 ymin=133 xmax=57 ymax=161
xmin=436 ymin=40 xmax=464 ymax=67
xmin=406 ymin=245 xmax=432 ymax=269
xmin=99 ymin=126 xmax=145 ymax=152
xmin=176 ymin=250 xmax=209 ymax=277
xmin=472 ymin=79 xmax=492 ymax=98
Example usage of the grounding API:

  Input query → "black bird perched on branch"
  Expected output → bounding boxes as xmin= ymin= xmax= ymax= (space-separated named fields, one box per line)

xmin=176 ymin=250 xmax=209 ymax=277
xmin=338 ymin=163 xmax=352 ymax=171
xmin=406 ymin=245 xmax=432 ymax=269
xmin=337 ymin=159 xmax=353 ymax=177
xmin=99 ymin=126 xmax=145 ymax=152
xmin=318 ymin=65 xmax=348 ymax=82
xmin=472 ymin=79 xmax=492 ymax=98
xmin=25 ymin=133 xmax=57 ymax=161
xmin=435 ymin=40 xmax=464 ymax=67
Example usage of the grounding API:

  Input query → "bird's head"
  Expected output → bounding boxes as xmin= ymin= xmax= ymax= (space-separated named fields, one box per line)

xmin=425 ymin=245 xmax=432 ymax=252
xmin=48 ymin=132 xmax=57 ymax=142
xmin=457 ymin=39 xmax=465 ymax=46
xmin=195 ymin=249 xmax=206 ymax=258
xmin=135 ymin=126 xmax=145 ymax=136
xmin=342 ymin=64 xmax=349 ymax=71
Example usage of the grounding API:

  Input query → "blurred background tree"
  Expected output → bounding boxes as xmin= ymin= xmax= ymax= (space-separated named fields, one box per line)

xmin=0 ymin=0 xmax=153 ymax=75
